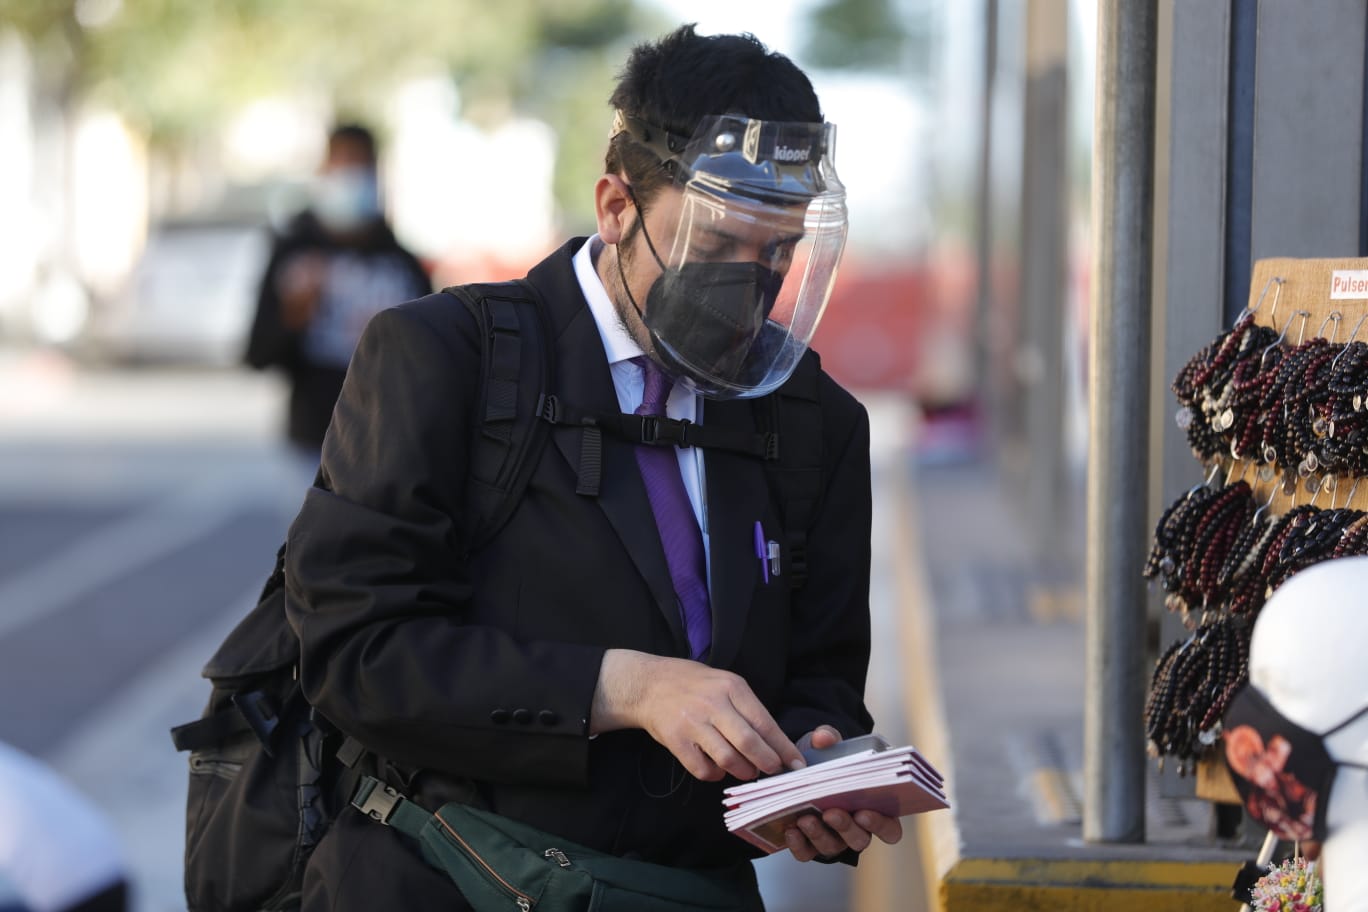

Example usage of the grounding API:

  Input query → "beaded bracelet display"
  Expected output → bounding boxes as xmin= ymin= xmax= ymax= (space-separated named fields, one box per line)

xmin=1145 ymin=612 xmax=1250 ymax=770
xmin=1174 ymin=311 xmax=1368 ymax=481
xmin=1173 ymin=315 xmax=1281 ymax=463
xmin=1143 ymin=477 xmax=1368 ymax=764
xmin=1148 ymin=282 xmax=1368 ymax=769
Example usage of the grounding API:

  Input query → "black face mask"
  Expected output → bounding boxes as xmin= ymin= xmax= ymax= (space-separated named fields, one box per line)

xmin=1223 ymin=683 xmax=1368 ymax=842
xmin=642 ymin=261 xmax=785 ymax=384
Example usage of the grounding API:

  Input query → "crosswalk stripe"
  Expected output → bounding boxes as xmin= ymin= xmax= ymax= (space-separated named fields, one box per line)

xmin=44 ymin=587 xmax=256 ymax=912
xmin=0 ymin=485 xmax=240 ymax=641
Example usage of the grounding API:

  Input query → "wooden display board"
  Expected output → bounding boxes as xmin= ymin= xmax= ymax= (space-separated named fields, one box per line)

xmin=1194 ymin=256 xmax=1368 ymax=804
xmin=1239 ymin=257 xmax=1368 ymax=513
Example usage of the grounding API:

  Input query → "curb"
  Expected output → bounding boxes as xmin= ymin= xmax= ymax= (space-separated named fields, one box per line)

xmin=942 ymin=859 xmax=1237 ymax=911
xmin=883 ymin=466 xmax=1241 ymax=912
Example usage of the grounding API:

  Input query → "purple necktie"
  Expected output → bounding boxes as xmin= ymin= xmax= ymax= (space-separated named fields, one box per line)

xmin=632 ymin=357 xmax=711 ymax=661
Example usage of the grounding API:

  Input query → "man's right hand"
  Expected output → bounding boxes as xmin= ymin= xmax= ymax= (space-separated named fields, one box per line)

xmin=590 ymin=649 xmax=805 ymax=782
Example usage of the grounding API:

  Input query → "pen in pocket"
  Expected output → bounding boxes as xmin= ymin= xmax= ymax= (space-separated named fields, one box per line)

xmin=753 ymin=521 xmax=769 ymax=584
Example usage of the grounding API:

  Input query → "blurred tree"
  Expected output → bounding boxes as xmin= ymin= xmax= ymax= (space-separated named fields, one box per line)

xmin=0 ymin=0 xmax=640 ymax=135
xmin=801 ymin=0 xmax=931 ymax=76
xmin=0 ymin=0 xmax=659 ymax=220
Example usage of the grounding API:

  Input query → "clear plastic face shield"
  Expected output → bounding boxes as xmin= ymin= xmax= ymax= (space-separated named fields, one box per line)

xmin=614 ymin=112 xmax=848 ymax=399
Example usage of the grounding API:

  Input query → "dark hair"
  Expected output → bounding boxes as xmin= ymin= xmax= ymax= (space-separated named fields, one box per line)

xmin=606 ymin=24 xmax=822 ymax=205
xmin=327 ymin=123 xmax=378 ymax=163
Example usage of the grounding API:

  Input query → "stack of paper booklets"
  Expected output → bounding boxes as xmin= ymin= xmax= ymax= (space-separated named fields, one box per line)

xmin=722 ymin=736 xmax=949 ymax=853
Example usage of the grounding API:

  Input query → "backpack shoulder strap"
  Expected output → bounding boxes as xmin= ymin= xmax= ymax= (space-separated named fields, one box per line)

xmin=441 ymin=279 xmax=554 ymax=554
xmin=755 ymin=352 xmax=825 ymax=592
xmin=192 ymin=282 xmax=553 ymax=691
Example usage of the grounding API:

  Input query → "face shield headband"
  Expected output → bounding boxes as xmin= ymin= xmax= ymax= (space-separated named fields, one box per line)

xmin=611 ymin=112 xmax=848 ymax=400
xmin=1223 ymin=683 xmax=1368 ymax=842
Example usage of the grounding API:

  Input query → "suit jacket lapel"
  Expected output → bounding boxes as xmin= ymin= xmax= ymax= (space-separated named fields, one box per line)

xmin=592 ymin=430 xmax=691 ymax=653
xmin=702 ymin=399 xmax=769 ymax=670
xmin=533 ymin=243 xmax=689 ymax=654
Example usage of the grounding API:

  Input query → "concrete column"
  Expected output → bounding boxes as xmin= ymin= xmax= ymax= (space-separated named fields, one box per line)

xmin=1020 ymin=0 xmax=1071 ymax=567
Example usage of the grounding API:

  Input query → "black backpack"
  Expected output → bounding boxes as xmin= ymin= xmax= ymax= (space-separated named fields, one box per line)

xmin=170 ymin=279 xmax=826 ymax=912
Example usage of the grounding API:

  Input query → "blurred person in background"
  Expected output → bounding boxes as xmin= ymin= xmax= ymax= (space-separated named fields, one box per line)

xmin=246 ymin=123 xmax=431 ymax=456
xmin=0 ymin=741 xmax=127 ymax=912
xmin=284 ymin=24 xmax=899 ymax=912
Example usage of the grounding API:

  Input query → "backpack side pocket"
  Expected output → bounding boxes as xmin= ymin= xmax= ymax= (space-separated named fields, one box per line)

xmin=178 ymin=681 xmax=324 ymax=912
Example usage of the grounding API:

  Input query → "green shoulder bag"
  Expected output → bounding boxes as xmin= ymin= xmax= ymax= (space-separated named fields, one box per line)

xmin=351 ymin=776 xmax=756 ymax=912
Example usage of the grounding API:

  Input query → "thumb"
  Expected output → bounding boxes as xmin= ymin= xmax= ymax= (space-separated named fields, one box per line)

xmin=807 ymin=725 xmax=843 ymax=750
xmin=794 ymin=725 xmax=844 ymax=757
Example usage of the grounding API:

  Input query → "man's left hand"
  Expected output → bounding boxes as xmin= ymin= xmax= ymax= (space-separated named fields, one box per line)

xmin=784 ymin=725 xmax=904 ymax=862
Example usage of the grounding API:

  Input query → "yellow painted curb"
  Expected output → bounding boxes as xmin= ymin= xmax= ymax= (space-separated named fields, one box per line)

xmin=943 ymin=858 xmax=1236 ymax=912
xmin=890 ymin=467 xmax=961 ymax=911
xmin=947 ymin=857 xmax=1237 ymax=888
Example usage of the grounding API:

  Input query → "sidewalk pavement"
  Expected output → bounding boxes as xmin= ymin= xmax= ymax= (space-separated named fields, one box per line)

xmin=856 ymin=448 xmax=1259 ymax=911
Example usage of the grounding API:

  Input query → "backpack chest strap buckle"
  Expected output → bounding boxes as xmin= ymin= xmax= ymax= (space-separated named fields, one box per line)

xmin=351 ymin=776 xmax=402 ymax=825
xmin=640 ymin=416 xmax=694 ymax=447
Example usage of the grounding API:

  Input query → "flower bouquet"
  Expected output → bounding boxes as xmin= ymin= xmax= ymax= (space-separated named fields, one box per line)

xmin=1250 ymin=856 xmax=1323 ymax=912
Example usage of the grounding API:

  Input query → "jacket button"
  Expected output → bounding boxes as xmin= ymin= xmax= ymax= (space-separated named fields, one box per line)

xmin=490 ymin=709 xmax=510 ymax=724
xmin=538 ymin=710 xmax=560 ymax=726
xmin=512 ymin=708 xmax=533 ymax=724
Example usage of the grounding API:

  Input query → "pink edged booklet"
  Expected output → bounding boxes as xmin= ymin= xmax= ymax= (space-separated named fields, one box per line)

xmin=721 ymin=735 xmax=949 ymax=854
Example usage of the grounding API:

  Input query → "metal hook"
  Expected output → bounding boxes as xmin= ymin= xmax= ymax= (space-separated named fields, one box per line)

xmin=1252 ymin=481 xmax=1279 ymax=525
xmin=1310 ymin=474 xmax=1327 ymax=509
xmin=1187 ymin=462 xmax=1221 ymax=497
xmin=1346 ymin=476 xmax=1363 ymax=510
xmin=1349 ymin=312 xmax=1368 ymax=345
xmin=1294 ymin=310 xmax=1313 ymax=346
xmin=1318 ymin=310 xmax=1343 ymax=343
xmin=1331 ymin=311 xmax=1368 ymax=371
xmin=1324 ymin=474 xmax=1343 ymax=510
xmin=1254 ymin=276 xmax=1286 ymax=324
xmin=1260 ymin=311 xmax=1305 ymax=369
xmin=1224 ymin=459 xmax=1252 ymax=489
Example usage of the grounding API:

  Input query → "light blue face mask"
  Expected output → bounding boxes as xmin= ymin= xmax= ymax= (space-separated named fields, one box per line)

xmin=312 ymin=166 xmax=380 ymax=232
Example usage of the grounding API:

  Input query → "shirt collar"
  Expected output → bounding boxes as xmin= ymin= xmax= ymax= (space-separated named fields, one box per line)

xmin=572 ymin=235 xmax=645 ymax=368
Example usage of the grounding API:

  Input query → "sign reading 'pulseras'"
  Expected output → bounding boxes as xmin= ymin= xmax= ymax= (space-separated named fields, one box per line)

xmin=1329 ymin=270 xmax=1368 ymax=299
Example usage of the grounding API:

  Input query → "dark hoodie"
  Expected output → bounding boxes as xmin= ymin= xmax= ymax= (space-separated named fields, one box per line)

xmin=245 ymin=210 xmax=431 ymax=451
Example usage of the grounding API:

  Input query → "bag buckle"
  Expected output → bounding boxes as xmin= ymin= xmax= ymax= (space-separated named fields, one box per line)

xmin=639 ymin=416 xmax=692 ymax=447
xmin=536 ymin=393 xmax=561 ymax=423
xmin=351 ymin=775 xmax=402 ymax=825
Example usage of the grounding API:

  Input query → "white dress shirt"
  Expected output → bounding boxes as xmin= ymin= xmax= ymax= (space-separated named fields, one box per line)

xmin=571 ymin=236 xmax=710 ymax=557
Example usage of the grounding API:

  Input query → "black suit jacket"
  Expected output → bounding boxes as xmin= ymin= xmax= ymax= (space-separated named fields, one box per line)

xmin=285 ymin=238 xmax=873 ymax=905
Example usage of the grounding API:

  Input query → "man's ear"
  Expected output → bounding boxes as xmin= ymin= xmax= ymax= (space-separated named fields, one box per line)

xmin=594 ymin=174 xmax=635 ymax=245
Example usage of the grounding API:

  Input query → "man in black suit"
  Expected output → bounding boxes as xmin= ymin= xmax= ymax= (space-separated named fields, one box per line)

xmin=285 ymin=24 xmax=900 ymax=910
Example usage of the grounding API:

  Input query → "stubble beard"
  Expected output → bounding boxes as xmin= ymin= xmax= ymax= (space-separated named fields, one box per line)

xmin=607 ymin=232 xmax=655 ymax=354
